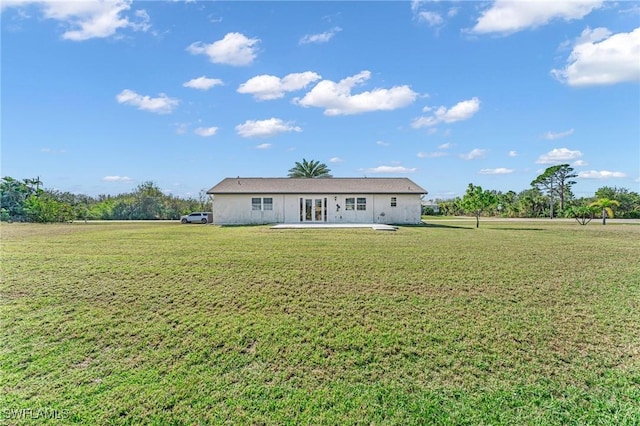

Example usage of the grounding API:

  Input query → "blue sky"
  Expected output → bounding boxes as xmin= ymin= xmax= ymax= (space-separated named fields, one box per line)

xmin=2 ymin=1 xmax=639 ymax=200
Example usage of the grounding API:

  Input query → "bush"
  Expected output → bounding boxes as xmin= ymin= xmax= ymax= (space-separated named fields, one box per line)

xmin=422 ymin=206 xmax=436 ymax=216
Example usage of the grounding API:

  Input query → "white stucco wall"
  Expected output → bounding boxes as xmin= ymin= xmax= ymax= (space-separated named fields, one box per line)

xmin=212 ymin=194 xmax=284 ymax=225
xmin=370 ymin=194 xmax=422 ymax=224
xmin=212 ymin=193 xmax=422 ymax=225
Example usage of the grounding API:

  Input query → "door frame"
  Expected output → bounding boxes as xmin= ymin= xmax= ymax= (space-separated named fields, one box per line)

xmin=299 ymin=196 xmax=327 ymax=222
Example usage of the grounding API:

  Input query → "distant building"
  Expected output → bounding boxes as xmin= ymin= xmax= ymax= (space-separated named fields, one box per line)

xmin=421 ymin=199 xmax=440 ymax=214
xmin=207 ymin=177 xmax=428 ymax=225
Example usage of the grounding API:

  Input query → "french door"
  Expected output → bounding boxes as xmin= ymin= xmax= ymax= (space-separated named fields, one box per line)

xmin=299 ymin=197 xmax=327 ymax=222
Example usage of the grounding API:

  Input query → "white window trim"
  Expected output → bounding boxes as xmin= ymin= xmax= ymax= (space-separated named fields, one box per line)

xmin=345 ymin=197 xmax=355 ymax=211
xmin=357 ymin=197 xmax=367 ymax=211
xmin=252 ymin=197 xmax=273 ymax=211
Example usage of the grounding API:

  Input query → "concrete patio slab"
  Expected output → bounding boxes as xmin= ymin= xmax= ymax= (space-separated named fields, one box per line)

xmin=271 ymin=223 xmax=397 ymax=231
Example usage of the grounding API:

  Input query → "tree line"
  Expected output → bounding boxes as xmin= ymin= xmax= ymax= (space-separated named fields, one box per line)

xmin=2 ymin=163 xmax=639 ymax=224
xmin=0 ymin=177 xmax=205 ymax=223
xmin=432 ymin=164 xmax=640 ymax=226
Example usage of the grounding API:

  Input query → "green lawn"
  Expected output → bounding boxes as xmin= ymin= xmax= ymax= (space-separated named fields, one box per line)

xmin=1 ymin=221 xmax=639 ymax=424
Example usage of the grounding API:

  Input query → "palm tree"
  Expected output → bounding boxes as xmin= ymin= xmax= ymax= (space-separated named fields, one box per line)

xmin=287 ymin=158 xmax=332 ymax=178
xmin=566 ymin=205 xmax=597 ymax=225
xmin=590 ymin=198 xmax=621 ymax=225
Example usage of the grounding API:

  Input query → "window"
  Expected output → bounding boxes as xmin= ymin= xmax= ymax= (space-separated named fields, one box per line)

xmin=253 ymin=197 xmax=273 ymax=211
xmin=357 ymin=197 xmax=367 ymax=211
xmin=391 ymin=197 xmax=397 ymax=207
xmin=263 ymin=198 xmax=273 ymax=211
xmin=345 ymin=198 xmax=355 ymax=211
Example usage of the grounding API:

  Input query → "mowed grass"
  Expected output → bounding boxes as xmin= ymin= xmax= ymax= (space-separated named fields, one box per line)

xmin=1 ymin=221 xmax=639 ymax=425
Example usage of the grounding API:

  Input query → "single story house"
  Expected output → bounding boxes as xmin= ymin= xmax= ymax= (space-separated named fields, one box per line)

xmin=206 ymin=177 xmax=428 ymax=225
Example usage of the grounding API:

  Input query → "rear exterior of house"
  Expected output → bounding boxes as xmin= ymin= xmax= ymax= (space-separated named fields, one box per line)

xmin=207 ymin=177 xmax=427 ymax=225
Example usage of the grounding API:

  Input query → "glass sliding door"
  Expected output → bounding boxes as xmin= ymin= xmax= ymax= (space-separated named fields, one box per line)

xmin=315 ymin=199 xmax=323 ymax=221
xmin=305 ymin=199 xmax=313 ymax=221
xmin=300 ymin=197 xmax=327 ymax=222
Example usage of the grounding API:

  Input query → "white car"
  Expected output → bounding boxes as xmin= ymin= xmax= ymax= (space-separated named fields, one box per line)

xmin=180 ymin=212 xmax=212 ymax=224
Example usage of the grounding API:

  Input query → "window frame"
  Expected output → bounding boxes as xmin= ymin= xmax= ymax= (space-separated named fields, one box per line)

xmin=252 ymin=197 xmax=274 ymax=211
xmin=345 ymin=197 xmax=355 ymax=211
xmin=263 ymin=197 xmax=273 ymax=211
xmin=357 ymin=197 xmax=367 ymax=211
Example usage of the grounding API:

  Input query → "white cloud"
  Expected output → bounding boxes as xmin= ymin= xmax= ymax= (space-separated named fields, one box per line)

xmin=536 ymin=147 xmax=582 ymax=164
xmin=438 ymin=142 xmax=453 ymax=149
xmin=471 ymin=0 xmax=603 ymax=35
xmin=460 ymin=148 xmax=487 ymax=160
xmin=412 ymin=97 xmax=480 ymax=128
xmin=417 ymin=151 xmax=448 ymax=158
xmin=412 ymin=2 xmax=457 ymax=28
xmin=479 ymin=168 xmax=514 ymax=175
xmin=187 ymin=32 xmax=260 ymax=66
xmin=376 ymin=140 xmax=391 ymax=147
xmin=329 ymin=157 xmax=344 ymax=163
xmin=40 ymin=147 xmax=66 ymax=154
xmin=573 ymin=159 xmax=589 ymax=167
xmin=508 ymin=150 xmax=518 ymax=157
xmin=194 ymin=127 xmax=218 ymax=137
xmin=299 ymin=27 xmax=342 ymax=44
xmin=174 ymin=123 xmax=189 ymax=135
xmin=2 ymin=0 xmax=151 ymax=41
xmin=417 ymin=11 xmax=443 ymax=27
xmin=620 ymin=5 xmax=640 ymax=15
xmin=131 ymin=9 xmax=150 ymax=31
xmin=235 ymin=118 xmax=301 ymax=138
xmin=102 ymin=175 xmax=133 ymax=182
xmin=294 ymin=71 xmax=417 ymax=115
xmin=183 ymin=76 xmax=223 ymax=91
xmin=578 ymin=170 xmax=627 ymax=179
xmin=116 ymin=89 xmax=179 ymax=114
xmin=551 ymin=27 xmax=640 ymax=86
xmin=255 ymin=143 xmax=272 ymax=150
xmin=544 ymin=128 xmax=575 ymax=140
xmin=238 ymin=72 xmax=321 ymax=100
xmin=364 ymin=166 xmax=417 ymax=174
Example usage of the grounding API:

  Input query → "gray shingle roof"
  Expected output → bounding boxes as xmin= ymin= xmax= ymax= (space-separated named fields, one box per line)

xmin=207 ymin=177 xmax=427 ymax=195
